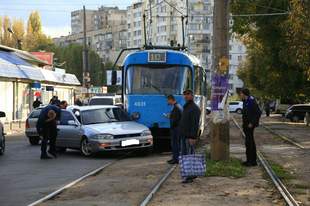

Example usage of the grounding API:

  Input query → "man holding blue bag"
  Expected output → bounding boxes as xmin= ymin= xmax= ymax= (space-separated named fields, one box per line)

xmin=179 ymin=89 xmax=203 ymax=184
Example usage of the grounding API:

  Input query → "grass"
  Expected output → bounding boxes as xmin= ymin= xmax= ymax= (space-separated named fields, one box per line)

xmin=268 ymin=161 xmax=294 ymax=181
xmin=205 ymin=157 xmax=246 ymax=178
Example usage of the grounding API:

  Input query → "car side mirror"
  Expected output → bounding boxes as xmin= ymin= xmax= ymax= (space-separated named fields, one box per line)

xmin=111 ymin=70 xmax=117 ymax=85
xmin=68 ymin=120 xmax=79 ymax=126
xmin=0 ymin=111 xmax=6 ymax=118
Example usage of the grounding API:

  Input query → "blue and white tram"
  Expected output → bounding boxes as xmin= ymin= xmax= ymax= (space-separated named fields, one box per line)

xmin=121 ymin=49 xmax=207 ymax=138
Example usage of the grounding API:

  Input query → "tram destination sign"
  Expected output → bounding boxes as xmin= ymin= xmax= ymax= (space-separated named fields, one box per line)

xmin=148 ymin=51 xmax=166 ymax=63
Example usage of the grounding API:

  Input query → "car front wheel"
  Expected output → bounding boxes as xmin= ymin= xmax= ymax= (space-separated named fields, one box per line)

xmin=29 ymin=136 xmax=40 ymax=145
xmin=0 ymin=137 xmax=5 ymax=155
xmin=80 ymin=138 xmax=93 ymax=157
xmin=236 ymin=109 xmax=242 ymax=114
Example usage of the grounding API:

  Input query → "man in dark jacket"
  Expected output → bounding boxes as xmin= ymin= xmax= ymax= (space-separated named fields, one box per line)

xmin=166 ymin=95 xmax=182 ymax=164
xmin=179 ymin=89 xmax=201 ymax=183
xmin=239 ymin=88 xmax=261 ymax=166
xmin=33 ymin=97 xmax=42 ymax=109
xmin=36 ymin=101 xmax=67 ymax=159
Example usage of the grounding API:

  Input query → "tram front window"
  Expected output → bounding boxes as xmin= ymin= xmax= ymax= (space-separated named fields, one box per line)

xmin=126 ymin=65 xmax=192 ymax=94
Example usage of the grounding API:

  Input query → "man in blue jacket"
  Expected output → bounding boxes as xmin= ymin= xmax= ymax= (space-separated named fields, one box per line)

xmin=239 ymin=88 xmax=261 ymax=166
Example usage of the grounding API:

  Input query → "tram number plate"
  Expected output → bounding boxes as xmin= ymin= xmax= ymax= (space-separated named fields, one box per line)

xmin=148 ymin=52 xmax=166 ymax=63
xmin=121 ymin=139 xmax=140 ymax=147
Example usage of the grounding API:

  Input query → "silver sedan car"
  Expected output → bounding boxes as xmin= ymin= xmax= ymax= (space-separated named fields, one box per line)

xmin=25 ymin=105 xmax=153 ymax=156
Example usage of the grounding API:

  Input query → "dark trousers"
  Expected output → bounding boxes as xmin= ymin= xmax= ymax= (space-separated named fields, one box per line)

xmin=41 ymin=126 xmax=57 ymax=157
xmin=243 ymin=126 xmax=257 ymax=164
xmin=170 ymin=128 xmax=180 ymax=161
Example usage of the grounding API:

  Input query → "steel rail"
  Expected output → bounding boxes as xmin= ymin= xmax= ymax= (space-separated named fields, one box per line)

xmin=261 ymin=123 xmax=305 ymax=149
xmin=27 ymin=152 xmax=132 ymax=206
xmin=139 ymin=164 xmax=177 ymax=206
xmin=231 ymin=117 xmax=300 ymax=206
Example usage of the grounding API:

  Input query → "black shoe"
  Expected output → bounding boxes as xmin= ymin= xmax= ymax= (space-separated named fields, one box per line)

xmin=168 ymin=160 xmax=178 ymax=164
xmin=243 ymin=161 xmax=257 ymax=167
xmin=167 ymin=159 xmax=174 ymax=164
xmin=40 ymin=155 xmax=52 ymax=159
xmin=182 ymin=178 xmax=194 ymax=184
xmin=48 ymin=151 xmax=57 ymax=158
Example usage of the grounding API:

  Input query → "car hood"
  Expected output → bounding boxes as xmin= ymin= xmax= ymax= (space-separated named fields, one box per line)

xmin=83 ymin=121 xmax=149 ymax=135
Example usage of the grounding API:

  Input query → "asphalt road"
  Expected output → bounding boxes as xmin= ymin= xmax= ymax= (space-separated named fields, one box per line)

xmin=0 ymin=133 xmax=113 ymax=206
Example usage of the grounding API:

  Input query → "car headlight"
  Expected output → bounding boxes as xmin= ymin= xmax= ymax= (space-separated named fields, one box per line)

xmin=141 ymin=130 xmax=152 ymax=136
xmin=93 ymin=134 xmax=114 ymax=140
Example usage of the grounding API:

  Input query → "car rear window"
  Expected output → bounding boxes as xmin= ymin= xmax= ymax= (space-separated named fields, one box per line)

xmin=30 ymin=109 xmax=42 ymax=118
xmin=229 ymin=102 xmax=239 ymax=105
xmin=89 ymin=98 xmax=114 ymax=105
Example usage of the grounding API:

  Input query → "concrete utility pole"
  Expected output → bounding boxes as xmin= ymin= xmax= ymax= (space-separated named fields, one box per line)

xmin=210 ymin=0 xmax=230 ymax=161
xmin=82 ymin=5 xmax=90 ymax=89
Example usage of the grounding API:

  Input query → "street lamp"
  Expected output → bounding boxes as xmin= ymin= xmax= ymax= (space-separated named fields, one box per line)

xmin=7 ymin=28 xmax=22 ymax=50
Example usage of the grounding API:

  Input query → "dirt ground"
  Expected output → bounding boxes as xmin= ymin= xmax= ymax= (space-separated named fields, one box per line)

xmin=234 ymin=115 xmax=310 ymax=206
xmin=40 ymin=154 xmax=172 ymax=206
xmin=149 ymin=122 xmax=285 ymax=206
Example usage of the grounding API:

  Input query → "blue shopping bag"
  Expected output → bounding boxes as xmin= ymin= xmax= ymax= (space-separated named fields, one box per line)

xmin=179 ymin=154 xmax=206 ymax=177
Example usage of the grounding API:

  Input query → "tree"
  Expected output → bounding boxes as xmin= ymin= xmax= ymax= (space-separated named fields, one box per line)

xmin=52 ymin=44 xmax=107 ymax=86
xmin=11 ymin=19 xmax=25 ymax=49
xmin=1 ymin=16 xmax=13 ymax=47
xmin=231 ymin=0 xmax=310 ymax=103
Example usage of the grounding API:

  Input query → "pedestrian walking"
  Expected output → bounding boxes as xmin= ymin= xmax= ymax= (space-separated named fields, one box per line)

xmin=33 ymin=97 xmax=42 ymax=109
xmin=49 ymin=96 xmax=61 ymax=106
xmin=239 ymin=88 xmax=261 ymax=167
xmin=74 ymin=97 xmax=83 ymax=106
xmin=264 ymin=101 xmax=270 ymax=117
xmin=166 ymin=95 xmax=182 ymax=164
xmin=179 ymin=89 xmax=201 ymax=183
xmin=36 ymin=101 xmax=68 ymax=159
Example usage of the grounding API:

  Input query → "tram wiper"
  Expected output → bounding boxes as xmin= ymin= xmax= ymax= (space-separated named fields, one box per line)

xmin=150 ymin=83 xmax=168 ymax=97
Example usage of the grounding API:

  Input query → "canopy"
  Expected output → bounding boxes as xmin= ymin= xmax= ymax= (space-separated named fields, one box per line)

xmin=0 ymin=50 xmax=80 ymax=86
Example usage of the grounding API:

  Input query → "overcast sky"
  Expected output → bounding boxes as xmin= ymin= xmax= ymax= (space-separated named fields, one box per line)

xmin=0 ymin=0 xmax=132 ymax=37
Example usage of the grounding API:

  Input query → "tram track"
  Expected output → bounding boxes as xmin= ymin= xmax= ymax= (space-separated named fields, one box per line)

xmin=231 ymin=117 xmax=300 ymax=206
xmin=260 ymin=123 xmax=306 ymax=150
xmin=27 ymin=153 xmax=130 ymax=206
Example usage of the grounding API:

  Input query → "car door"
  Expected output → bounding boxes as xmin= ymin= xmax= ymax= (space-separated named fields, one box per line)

xmin=57 ymin=111 xmax=82 ymax=148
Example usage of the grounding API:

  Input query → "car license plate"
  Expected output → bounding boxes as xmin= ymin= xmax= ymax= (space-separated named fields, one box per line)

xmin=121 ymin=139 xmax=139 ymax=147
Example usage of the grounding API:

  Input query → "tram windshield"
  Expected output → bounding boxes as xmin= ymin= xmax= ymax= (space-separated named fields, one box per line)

xmin=126 ymin=65 xmax=192 ymax=95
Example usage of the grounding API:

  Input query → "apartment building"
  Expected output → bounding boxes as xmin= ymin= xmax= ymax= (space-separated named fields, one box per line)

xmin=55 ymin=7 xmax=127 ymax=63
xmin=228 ymin=35 xmax=246 ymax=95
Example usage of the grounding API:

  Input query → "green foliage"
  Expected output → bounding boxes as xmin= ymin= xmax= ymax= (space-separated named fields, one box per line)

xmin=231 ymin=0 xmax=310 ymax=103
xmin=206 ymin=155 xmax=246 ymax=178
xmin=52 ymin=44 xmax=108 ymax=86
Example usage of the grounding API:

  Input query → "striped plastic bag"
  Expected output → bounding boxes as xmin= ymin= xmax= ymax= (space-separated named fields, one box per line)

xmin=179 ymin=154 xmax=206 ymax=177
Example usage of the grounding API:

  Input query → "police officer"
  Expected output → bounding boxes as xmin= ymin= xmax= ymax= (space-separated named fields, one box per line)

xmin=36 ymin=101 xmax=67 ymax=159
xmin=179 ymin=89 xmax=201 ymax=183
xmin=239 ymin=88 xmax=261 ymax=166
xmin=166 ymin=95 xmax=182 ymax=164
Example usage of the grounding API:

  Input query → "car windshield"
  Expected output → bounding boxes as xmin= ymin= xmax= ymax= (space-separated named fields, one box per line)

xmin=81 ymin=108 xmax=131 ymax=125
xmin=126 ymin=65 xmax=192 ymax=95
xmin=89 ymin=98 xmax=114 ymax=105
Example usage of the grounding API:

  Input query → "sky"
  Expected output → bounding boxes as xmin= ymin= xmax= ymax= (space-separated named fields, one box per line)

xmin=0 ymin=0 xmax=132 ymax=37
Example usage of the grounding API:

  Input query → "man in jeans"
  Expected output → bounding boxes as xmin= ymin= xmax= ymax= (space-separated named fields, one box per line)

xmin=166 ymin=95 xmax=182 ymax=164
xmin=179 ymin=89 xmax=201 ymax=183
xmin=239 ymin=88 xmax=261 ymax=166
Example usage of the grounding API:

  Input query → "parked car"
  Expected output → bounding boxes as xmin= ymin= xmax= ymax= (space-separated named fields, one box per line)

xmin=285 ymin=104 xmax=310 ymax=122
xmin=25 ymin=105 xmax=153 ymax=156
xmin=0 ymin=111 xmax=6 ymax=155
xmin=89 ymin=96 xmax=122 ymax=106
xmin=25 ymin=106 xmax=44 ymax=145
xmin=228 ymin=101 xmax=243 ymax=114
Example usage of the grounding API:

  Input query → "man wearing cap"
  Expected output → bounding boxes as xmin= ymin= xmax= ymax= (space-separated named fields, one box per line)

xmin=179 ymin=89 xmax=201 ymax=183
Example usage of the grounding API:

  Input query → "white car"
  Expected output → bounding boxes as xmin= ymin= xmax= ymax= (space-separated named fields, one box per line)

xmin=89 ymin=95 xmax=122 ymax=106
xmin=25 ymin=105 xmax=153 ymax=156
xmin=228 ymin=101 xmax=243 ymax=114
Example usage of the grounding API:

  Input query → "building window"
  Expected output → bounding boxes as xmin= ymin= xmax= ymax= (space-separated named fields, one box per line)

xmin=238 ymin=55 xmax=242 ymax=61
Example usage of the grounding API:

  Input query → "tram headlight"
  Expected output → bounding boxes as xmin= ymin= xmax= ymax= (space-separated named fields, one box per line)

xmin=131 ymin=112 xmax=140 ymax=120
